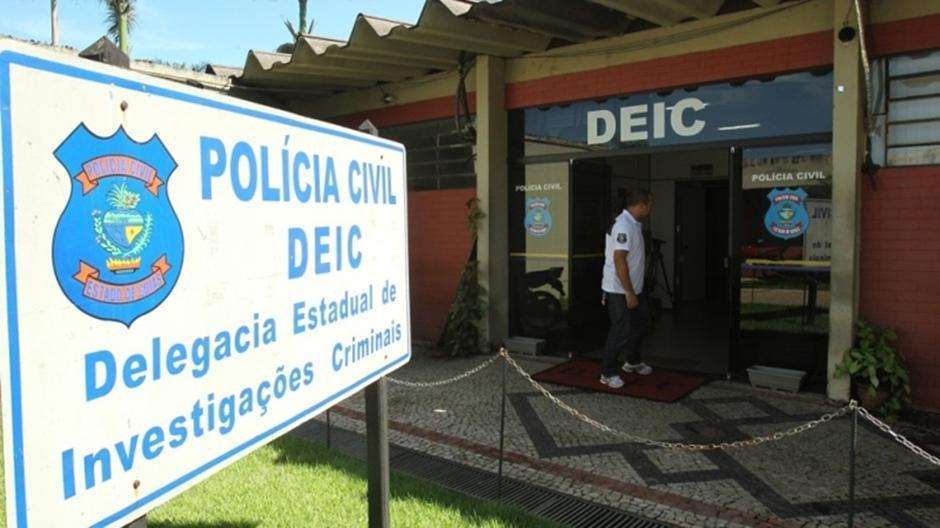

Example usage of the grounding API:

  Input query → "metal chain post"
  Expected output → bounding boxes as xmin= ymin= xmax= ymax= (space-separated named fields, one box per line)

xmin=498 ymin=355 xmax=508 ymax=500
xmin=326 ymin=408 xmax=332 ymax=449
xmin=848 ymin=402 xmax=858 ymax=528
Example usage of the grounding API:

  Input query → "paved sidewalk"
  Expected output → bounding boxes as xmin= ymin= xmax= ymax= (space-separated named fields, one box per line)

xmin=304 ymin=353 xmax=940 ymax=528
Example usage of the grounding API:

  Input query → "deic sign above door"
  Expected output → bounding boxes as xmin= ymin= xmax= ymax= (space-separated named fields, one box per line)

xmin=523 ymin=71 xmax=833 ymax=151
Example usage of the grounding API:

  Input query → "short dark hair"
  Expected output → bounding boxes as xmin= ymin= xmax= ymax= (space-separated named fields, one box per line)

xmin=623 ymin=188 xmax=652 ymax=208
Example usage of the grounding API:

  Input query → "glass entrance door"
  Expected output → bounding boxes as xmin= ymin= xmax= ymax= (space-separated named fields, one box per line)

xmin=508 ymin=162 xmax=572 ymax=351
xmin=732 ymin=144 xmax=833 ymax=391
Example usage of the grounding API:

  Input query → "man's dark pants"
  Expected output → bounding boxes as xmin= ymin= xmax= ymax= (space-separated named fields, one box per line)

xmin=602 ymin=293 xmax=649 ymax=377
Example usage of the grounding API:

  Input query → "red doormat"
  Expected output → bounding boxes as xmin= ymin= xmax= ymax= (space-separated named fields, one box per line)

xmin=531 ymin=358 xmax=705 ymax=403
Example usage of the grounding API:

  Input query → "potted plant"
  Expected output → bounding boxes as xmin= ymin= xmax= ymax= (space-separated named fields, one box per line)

xmin=835 ymin=320 xmax=911 ymax=420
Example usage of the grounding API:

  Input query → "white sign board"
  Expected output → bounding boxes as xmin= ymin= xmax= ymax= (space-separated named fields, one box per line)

xmin=803 ymin=198 xmax=832 ymax=261
xmin=0 ymin=40 xmax=410 ymax=527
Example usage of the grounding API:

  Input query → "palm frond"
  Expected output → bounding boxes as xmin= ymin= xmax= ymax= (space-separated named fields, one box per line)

xmin=98 ymin=0 xmax=136 ymax=40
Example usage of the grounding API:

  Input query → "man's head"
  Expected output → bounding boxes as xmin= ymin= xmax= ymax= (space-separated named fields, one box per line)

xmin=623 ymin=188 xmax=653 ymax=220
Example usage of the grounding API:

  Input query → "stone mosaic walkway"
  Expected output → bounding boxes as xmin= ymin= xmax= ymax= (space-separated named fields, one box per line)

xmin=299 ymin=353 xmax=940 ymax=528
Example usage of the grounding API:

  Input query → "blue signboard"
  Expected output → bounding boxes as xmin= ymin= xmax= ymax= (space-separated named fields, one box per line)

xmin=523 ymin=71 xmax=832 ymax=150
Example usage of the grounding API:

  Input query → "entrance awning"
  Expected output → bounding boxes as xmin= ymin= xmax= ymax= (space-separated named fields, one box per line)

xmin=236 ymin=0 xmax=791 ymax=99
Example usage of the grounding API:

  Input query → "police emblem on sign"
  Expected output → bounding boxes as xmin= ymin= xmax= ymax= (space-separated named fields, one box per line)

xmin=52 ymin=124 xmax=183 ymax=326
xmin=524 ymin=197 xmax=553 ymax=238
xmin=764 ymin=187 xmax=810 ymax=240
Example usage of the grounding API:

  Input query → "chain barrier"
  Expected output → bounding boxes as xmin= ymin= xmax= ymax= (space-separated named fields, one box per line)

xmin=384 ymin=348 xmax=940 ymax=461
xmin=498 ymin=348 xmax=854 ymax=452
xmin=857 ymin=406 xmax=940 ymax=467
xmin=386 ymin=353 xmax=500 ymax=388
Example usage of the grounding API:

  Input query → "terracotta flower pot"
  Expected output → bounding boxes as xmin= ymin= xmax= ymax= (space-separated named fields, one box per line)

xmin=856 ymin=383 xmax=890 ymax=411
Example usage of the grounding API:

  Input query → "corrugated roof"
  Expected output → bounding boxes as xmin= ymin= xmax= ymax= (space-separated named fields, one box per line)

xmin=205 ymin=64 xmax=243 ymax=78
xmin=237 ymin=0 xmax=788 ymax=97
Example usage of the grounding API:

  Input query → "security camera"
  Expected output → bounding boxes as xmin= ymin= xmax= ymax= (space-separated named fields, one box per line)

xmin=838 ymin=26 xmax=857 ymax=43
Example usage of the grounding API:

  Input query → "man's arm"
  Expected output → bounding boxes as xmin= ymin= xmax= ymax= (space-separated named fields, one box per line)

xmin=614 ymin=250 xmax=639 ymax=309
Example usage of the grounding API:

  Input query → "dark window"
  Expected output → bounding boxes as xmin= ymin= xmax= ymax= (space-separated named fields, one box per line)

xmin=880 ymin=50 xmax=940 ymax=166
xmin=381 ymin=118 xmax=476 ymax=191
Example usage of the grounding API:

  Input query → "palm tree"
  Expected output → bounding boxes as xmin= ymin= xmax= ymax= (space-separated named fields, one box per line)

xmin=99 ymin=0 xmax=136 ymax=55
xmin=278 ymin=0 xmax=315 ymax=54
xmin=51 ymin=0 xmax=59 ymax=45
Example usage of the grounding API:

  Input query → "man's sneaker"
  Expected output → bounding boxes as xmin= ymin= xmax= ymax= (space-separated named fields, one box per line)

xmin=622 ymin=361 xmax=653 ymax=376
xmin=599 ymin=374 xmax=625 ymax=389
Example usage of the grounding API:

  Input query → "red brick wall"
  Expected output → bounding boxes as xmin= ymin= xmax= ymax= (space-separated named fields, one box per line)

xmin=860 ymin=167 xmax=940 ymax=409
xmin=407 ymin=189 xmax=477 ymax=342
xmin=334 ymin=94 xmax=477 ymax=129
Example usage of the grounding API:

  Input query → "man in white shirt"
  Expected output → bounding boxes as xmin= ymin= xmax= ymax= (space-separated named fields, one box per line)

xmin=600 ymin=189 xmax=653 ymax=389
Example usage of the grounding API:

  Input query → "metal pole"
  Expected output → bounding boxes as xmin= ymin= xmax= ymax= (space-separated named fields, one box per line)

xmin=497 ymin=354 xmax=508 ymax=500
xmin=365 ymin=377 xmax=390 ymax=528
xmin=124 ymin=516 xmax=146 ymax=528
xmin=326 ymin=408 xmax=332 ymax=449
xmin=50 ymin=0 xmax=58 ymax=46
xmin=848 ymin=405 xmax=858 ymax=528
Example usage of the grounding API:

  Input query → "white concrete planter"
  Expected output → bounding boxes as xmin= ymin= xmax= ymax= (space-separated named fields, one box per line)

xmin=747 ymin=365 xmax=806 ymax=393
xmin=504 ymin=336 xmax=545 ymax=356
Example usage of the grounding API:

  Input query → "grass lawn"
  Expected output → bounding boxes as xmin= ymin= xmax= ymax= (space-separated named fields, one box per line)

xmin=740 ymin=302 xmax=829 ymax=335
xmin=0 ymin=434 xmax=554 ymax=528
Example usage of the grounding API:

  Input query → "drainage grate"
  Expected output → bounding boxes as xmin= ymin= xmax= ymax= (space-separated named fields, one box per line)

xmin=293 ymin=421 xmax=674 ymax=528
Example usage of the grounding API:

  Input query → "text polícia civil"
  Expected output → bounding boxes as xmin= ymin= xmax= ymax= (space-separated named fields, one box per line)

xmin=200 ymin=136 xmax=401 ymax=279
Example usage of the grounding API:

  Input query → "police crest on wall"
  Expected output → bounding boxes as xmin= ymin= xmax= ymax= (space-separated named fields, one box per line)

xmin=524 ymin=197 xmax=553 ymax=238
xmin=52 ymin=124 xmax=184 ymax=326
xmin=764 ymin=187 xmax=810 ymax=240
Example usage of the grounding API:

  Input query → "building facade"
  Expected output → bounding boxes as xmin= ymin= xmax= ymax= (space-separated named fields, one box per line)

xmin=236 ymin=0 xmax=940 ymax=409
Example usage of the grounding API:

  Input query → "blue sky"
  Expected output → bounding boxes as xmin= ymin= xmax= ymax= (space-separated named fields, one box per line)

xmin=0 ymin=0 xmax=426 ymax=67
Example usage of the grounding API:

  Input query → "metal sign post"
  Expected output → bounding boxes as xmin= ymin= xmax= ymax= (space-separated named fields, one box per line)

xmin=366 ymin=378 xmax=390 ymax=528
xmin=360 ymin=118 xmax=390 ymax=528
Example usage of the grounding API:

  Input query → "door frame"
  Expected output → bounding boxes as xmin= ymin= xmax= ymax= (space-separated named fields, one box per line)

xmin=728 ymin=146 xmax=743 ymax=378
xmin=507 ymin=135 xmax=831 ymax=370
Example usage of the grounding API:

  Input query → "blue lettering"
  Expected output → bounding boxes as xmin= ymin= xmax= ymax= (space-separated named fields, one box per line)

xmin=199 ymin=136 xmax=226 ymax=199
xmin=166 ymin=343 xmax=187 ymax=375
xmin=219 ymin=396 xmax=236 ymax=434
xmin=332 ymin=342 xmax=343 ymax=371
xmin=293 ymin=301 xmax=306 ymax=335
xmin=142 ymin=427 xmax=165 ymax=460
xmin=349 ymin=225 xmax=362 ymax=269
xmin=314 ymin=226 xmax=330 ymax=274
xmin=231 ymin=141 xmax=257 ymax=201
xmin=288 ymin=228 xmax=308 ymax=279
xmin=294 ymin=152 xmax=312 ymax=202
xmin=85 ymin=350 xmax=116 ymax=401
xmin=191 ymin=341 xmax=210 ymax=378
xmin=83 ymin=449 xmax=111 ymax=490
xmin=260 ymin=146 xmax=280 ymax=201
xmin=62 ymin=449 xmax=76 ymax=499
xmin=114 ymin=435 xmax=139 ymax=471
xmin=348 ymin=160 xmax=362 ymax=203
xmin=323 ymin=157 xmax=339 ymax=203
xmin=168 ymin=416 xmax=188 ymax=448
xmin=122 ymin=354 xmax=147 ymax=389
xmin=235 ymin=325 xmax=251 ymax=353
